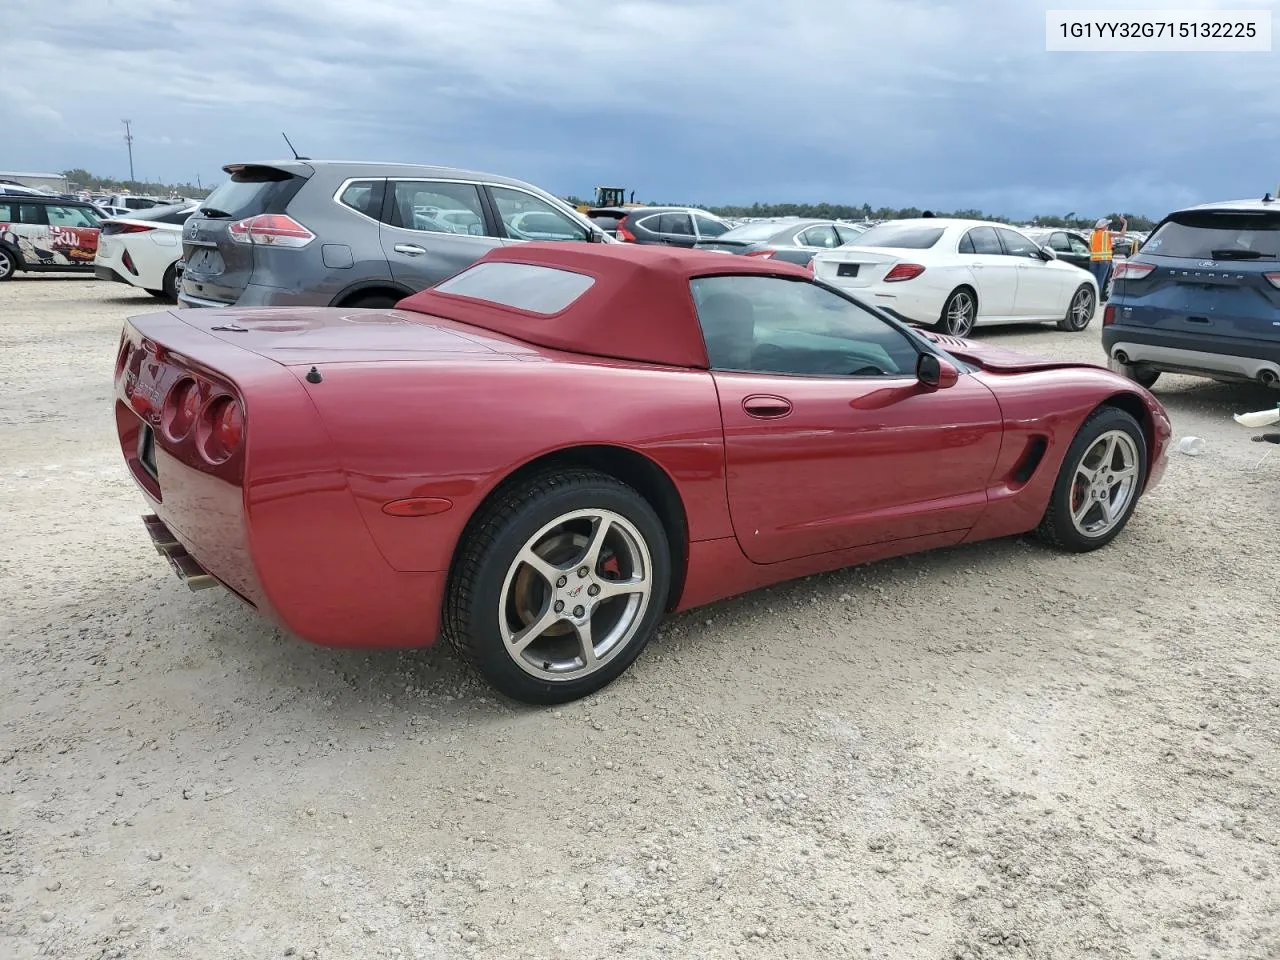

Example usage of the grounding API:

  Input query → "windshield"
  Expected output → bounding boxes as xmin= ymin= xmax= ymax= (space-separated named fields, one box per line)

xmin=849 ymin=223 xmax=946 ymax=249
xmin=715 ymin=222 xmax=789 ymax=242
xmin=1141 ymin=210 xmax=1280 ymax=260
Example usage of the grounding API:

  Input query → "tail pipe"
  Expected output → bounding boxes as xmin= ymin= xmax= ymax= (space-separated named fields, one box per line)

xmin=1259 ymin=369 xmax=1279 ymax=387
xmin=142 ymin=514 xmax=220 ymax=591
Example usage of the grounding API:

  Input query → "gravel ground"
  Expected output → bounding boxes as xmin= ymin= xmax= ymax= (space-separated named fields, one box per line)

xmin=2 ymin=275 xmax=1279 ymax=960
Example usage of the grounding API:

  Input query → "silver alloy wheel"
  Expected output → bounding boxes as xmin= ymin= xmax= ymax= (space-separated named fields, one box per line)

xmin=0 ymin=248 xmax=12 ymax=278
xmin=1070 ymin=286 xmax=1094 ymax=328
xmin=498 ymin=508 xmax=653 ymax=681
xmin=945 ymin=291 xmax=975 ymax=336
xmin=1069 ymin=429 xmax=1140 ymax=537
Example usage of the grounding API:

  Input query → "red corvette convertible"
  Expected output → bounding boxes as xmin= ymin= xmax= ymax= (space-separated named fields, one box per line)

xmin=114 ymin=242 xmax=1171 ymax=703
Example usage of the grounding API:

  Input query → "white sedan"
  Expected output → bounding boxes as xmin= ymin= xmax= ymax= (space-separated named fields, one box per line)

xmin=811 ymin=218 xmax=1099 ymax=337
xmin=94 ymin=202 xmax=197 ymax=301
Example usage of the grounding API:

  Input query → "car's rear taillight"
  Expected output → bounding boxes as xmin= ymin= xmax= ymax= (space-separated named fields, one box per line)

xmin=197 ymin=395 xmax=245 ymax=463
xmin=122 ymin=249 xmax=138 ymax=275
xmin=227 ymin=214 xmax=315 ymax=248
xmin=162 ymin=377 xmax=203 ymax=441
xmin=1263 ymin=272 xmax=1280 ymax=289
xmin=744 ymin=250 xmax=775 ymax=259
xmin=1103 ymin=304 xmax=1116 ymax=326
xmin=103 ymin=222 xmax=157 ymax=235
xmin=1112 ymin=260 xmax=1154 ymax=281
xmin=884 ymin=263 xmax=925 ymax=282
xmin=616 ymin=218 xmax=637 ymax=242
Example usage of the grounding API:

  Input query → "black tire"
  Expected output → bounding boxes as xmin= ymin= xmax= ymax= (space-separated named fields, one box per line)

xmin=444 ymin=468 xmax=672 ymax=704
xmin=936 ymin=287 xmax=977 ymax=337
xmin=1036 ymin=406 xmax=1148 ymax=553
xmin=1058 ymin=283 xmax=1096 ymax=331
xmin=343 ymin=293 xmax=400 ymax=309
xmin=1108 ymin=357 xmax=1160 ymax=388
xmin=0 ymin=245 xmax=17 ymax=281
xmin=161 ymin=262 xmax=179 ymax=302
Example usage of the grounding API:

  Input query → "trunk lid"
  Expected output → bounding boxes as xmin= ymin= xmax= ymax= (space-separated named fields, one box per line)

xmin=168 ymin=306 xmax=532 ymax=365
xmin=811 ymin=247 xmax=905 ymax=287
xmin=691 ymin=239 xmax=758 ymax=254
xmin=1113 ymin=207 xmax=1280 ymax=340
xmin=180 ymin=162 xmax=311 ymax=305
xmin=920 ymin=331 xmax=1096 ymax=374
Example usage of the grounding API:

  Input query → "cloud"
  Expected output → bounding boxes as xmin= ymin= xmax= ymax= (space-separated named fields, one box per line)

xmin=0 ymin=0 xmax=1275 ymax=215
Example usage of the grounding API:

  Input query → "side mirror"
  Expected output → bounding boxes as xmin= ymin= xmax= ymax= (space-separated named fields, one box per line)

xmin=1038 ymin=246 xmax=1057 ymax=260
xmin=917 ymin=352 xmax=960 ymax=389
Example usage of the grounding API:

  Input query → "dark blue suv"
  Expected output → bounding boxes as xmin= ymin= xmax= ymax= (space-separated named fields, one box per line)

xmin=1101 ymin=196 xmax=1280 ymax=390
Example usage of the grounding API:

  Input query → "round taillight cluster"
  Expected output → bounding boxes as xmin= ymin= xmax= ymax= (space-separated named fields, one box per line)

xmin=196 ymin=395 xmax=245 ymax=464
xmin=162 ymin=377 xmax=202 ymax=441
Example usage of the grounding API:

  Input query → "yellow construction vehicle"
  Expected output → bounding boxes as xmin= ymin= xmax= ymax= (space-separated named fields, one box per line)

xmin=576 ymin=186 xmax=640 ymax=212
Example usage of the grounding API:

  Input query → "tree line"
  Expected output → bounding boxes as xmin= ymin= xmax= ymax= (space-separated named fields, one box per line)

xmin=60 ymin=168 xmax=211 ymax=199
xmin=567 ymin=196 xmax=1155 ymax=232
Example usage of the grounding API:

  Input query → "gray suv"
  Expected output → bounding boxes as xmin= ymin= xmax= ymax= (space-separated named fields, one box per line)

xmin=178 ymin=160 xmax=609 ymax=309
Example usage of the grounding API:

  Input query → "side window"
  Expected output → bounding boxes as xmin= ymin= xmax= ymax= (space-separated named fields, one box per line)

xmin=338 ymin=179 xmax=385 ymax=220
xmin=694 ymin=214 xmax=728 ymax=238
xmin=957 ymin=232 xmax=976 ymax=254
xmin=965 ymin=226 xmax=1002 ymax=255
xmin=0 ymin=202 xmax=12 ymax=222
xmin=834 ymin=224 xmax=864 ymax=245
xmin=691 ymin=275 xmax=920 ymax=378
xmin=1048 ymin=232 xmax=1072 ymax=253
xmin=659 ymin=212 xmax=693 ymax=236
xmin=799 ymin=225 xmax=840 ymax=248
xmin=46 ymin=205 xmax=98 ymax=228
xmin=388 ymin=181 xmax=488 ymax=236
xmin=489 ymin=186 xmax=588 ymax=242
xmin=996 ymin=228 xmax=1038 ymax=258
xmin=1067 ymin=234 xmax=1091 ymax=256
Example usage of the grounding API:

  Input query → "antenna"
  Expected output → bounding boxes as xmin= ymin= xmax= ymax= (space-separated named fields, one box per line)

xmin=281 ymin=132 xmax=309 ymax=161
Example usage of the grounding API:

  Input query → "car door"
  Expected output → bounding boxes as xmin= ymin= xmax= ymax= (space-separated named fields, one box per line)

xmin=997 ymin=226 xmax=1066 ymax=318
xmin=485 ymin=184 xmax=593 ymax=247
xmin=657 ymin=211 xmax=698 ymax=247
xmin=692 ymin=213 xmax=729 ymax=242
xmin=1065 ymin=232 xmax=1093 ymax=270
xmin=692 ymin=274 xmax=1004 ymax=563
xmin=378 ymin=179 xmax=502 ymax=291
xmin=0 ymin=200 xmax=49 ymax=267
xmin=956 ymin=226 xmax=1017 ymax=317
xmin=44 ymin=203 xmax=101 ymax=267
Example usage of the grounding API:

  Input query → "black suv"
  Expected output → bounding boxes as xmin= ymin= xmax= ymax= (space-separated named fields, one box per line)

xmin=1103 ymin=195 xmax=1280 ymax=390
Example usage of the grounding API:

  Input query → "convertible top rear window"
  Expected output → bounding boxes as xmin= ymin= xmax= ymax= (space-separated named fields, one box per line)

xmin=434 ymin=261 xmax=596 ymax=314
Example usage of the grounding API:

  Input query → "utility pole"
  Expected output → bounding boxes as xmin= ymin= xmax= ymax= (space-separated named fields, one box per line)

xmin=122 ymin=120 xmax=135 ymax=183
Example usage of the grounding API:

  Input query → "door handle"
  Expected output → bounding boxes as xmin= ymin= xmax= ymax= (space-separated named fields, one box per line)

xmin=394 ymin=243 xmax=427 ymax=256
xmin=743 ymin=395 xmax=792 ymax=418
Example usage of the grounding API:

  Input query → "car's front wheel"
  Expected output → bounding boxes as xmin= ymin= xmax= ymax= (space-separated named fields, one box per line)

xmin=1036 ymin=406 xmax=1148 ymax=553
xmin=0 ymin=246 xmax=17 ymax=282
xmin=1058 ymin=283 xmax=1096 ymax=331
xmin=445 ymin=468 xmax=671 ymax=704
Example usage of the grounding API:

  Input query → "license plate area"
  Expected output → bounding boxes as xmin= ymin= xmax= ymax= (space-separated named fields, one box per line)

xmin=837 ymin=263 xmax=860 ymax=278
xmin=138 ymin=423 xmax=158 ymax=481
xmin=186 ymin=247 xmax=224 ymax=274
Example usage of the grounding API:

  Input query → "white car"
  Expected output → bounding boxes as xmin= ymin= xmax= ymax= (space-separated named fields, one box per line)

xmin=94 ymin=202 xmax=197 ymax=301
xmin=811 ymin=218 xmax=1099 ymax=337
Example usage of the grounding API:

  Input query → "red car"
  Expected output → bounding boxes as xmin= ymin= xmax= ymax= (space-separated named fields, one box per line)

xmin=114 ymin=242 xmax=1172 ymax=704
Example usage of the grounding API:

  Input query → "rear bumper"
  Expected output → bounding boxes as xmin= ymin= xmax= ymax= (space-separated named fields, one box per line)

xmin=95 ymin=265 xmax=131 ymax=284
xmin=1102 ymin=325 xmax=1280 ymax=384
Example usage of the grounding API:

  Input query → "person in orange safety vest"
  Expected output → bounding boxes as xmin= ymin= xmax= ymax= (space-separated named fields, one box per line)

xmin=1089 ymin=215 xmax=1127 ymax=298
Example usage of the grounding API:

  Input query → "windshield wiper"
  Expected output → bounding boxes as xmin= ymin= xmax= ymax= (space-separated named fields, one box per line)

xmin=1210 ymin=248 xmax=1273 ymax=260
xmin=198 ymin=207 xmax=234 ymax=219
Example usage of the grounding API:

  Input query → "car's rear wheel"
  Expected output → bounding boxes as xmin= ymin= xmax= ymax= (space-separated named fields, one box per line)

xmin=1108 ymin=356 xmax=1160 ymax=388
xmin=1036 ymin=406 xmax=1148 ymax=553
xmin=937 ymin=288 xmax=977 ymax=337
xmin=343 ymin=293 xmax=400 ymax=309
xmin=445 ymin=468 xmax=671 ymax=704
xmin=1058 ymin=283 xmax=1096 ymax=331
xmin=160 ymin=263 xmax=179 ymax=302
xmin=0 ymin=246 xmax=16 ymax=281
